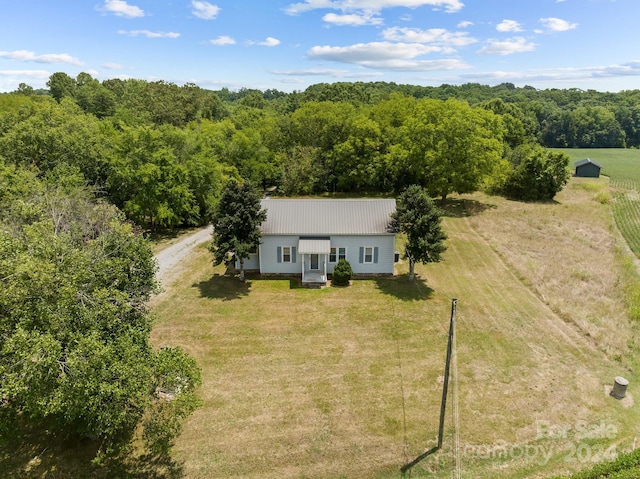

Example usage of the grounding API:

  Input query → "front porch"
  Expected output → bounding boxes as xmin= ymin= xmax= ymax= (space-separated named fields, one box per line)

xmin=301 ymin=253 xmax=328 ymax=284
xmin=299 ymin=237 xmax=330 ymax=285
xmin=302 ymin=271 xmax=327 ymax=288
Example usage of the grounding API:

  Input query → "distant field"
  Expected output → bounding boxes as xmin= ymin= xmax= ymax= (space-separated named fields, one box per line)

xmin=557 ymin=148 xmax=640 ymax=182
xmin=558 ymin=148 xmax=640 ymax=258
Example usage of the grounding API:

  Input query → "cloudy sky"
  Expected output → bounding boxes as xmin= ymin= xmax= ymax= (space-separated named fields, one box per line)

xmin=0 ymin=0 xmax=638 ymax=92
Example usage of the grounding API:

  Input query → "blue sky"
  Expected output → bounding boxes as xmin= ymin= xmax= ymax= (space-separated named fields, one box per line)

xmin=1 ymin=0 xmax=638 ymax=93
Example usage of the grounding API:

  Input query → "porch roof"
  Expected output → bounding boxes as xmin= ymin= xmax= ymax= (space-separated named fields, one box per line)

xmin=298 ymin=238 xmax=331 ymax=254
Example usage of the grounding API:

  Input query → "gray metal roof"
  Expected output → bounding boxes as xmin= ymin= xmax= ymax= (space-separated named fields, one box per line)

xmin=261 ymin=199 xmax=396 ymax=235
xmin=575 ymin=158 xmax=602 ymax=168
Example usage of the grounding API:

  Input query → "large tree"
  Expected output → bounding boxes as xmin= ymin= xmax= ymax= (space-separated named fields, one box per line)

xmin=47 ymin=72 xmax=76 ymax=101
xmin=392 ymin=185 xmax=447 ymax=282
xmin=0 ymin=163 xmax=201 ymax=460
xmin=211 ymin=180 xmax=266 ymax=281
xmin=396 ymin=98 xmax=506 ymax=203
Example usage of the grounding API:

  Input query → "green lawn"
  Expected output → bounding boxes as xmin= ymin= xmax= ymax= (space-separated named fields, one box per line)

xmin=151 ymin=177 xmax=640 ymax=479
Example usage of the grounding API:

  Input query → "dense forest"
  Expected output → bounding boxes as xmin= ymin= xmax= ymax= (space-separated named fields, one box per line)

xmin=3 ymin=73 xmax=637 ymax=230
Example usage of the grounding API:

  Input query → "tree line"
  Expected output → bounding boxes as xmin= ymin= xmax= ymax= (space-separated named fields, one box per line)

xmin=0 ymin=73 xmax=584 ymax=230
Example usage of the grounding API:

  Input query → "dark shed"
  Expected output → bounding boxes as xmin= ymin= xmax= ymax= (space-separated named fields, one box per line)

xmin=574 ymin=158 xmax=602 ymax=178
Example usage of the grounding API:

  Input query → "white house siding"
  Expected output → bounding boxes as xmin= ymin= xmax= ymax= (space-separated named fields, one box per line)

xmin=328 ymin=235 xmax=395 ymax=275
xmin=257 ymin=234 xmax=395 ymax=275
xmin=260 ymin=235 xmax=300 ymax=274
xmin=236 ymin=253 xmax=259 ymax=271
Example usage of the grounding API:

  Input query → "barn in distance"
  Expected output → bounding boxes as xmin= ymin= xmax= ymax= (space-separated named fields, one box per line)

xmin=574 ymin=158 xmax=602 ymax=178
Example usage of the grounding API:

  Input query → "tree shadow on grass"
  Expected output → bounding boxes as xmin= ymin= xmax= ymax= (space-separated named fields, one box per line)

xmin=0 ymin=430 xmax=184 ymax=479
xmin=440 ymin=198 xmax=497 ymax=218
xmin=371 ymin=274 xmax=434 ymax=301
xmin=193 ymin=271 xmax=251 ymax=301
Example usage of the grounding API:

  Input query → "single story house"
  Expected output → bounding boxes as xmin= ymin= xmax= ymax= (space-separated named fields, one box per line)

xmin=574 ymin=158 xmax=602 ymax=178
xmin=238 ymin=198 xmax=397 ymax=285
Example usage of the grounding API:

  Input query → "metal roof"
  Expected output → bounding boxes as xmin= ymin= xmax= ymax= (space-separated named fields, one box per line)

xmin=298 ymin=238 xmax=331 ymax=254
xmin=574 ymin=158 xmax=602 ymax=168
xmin=261 ymin=199 xmax=396 ymax=235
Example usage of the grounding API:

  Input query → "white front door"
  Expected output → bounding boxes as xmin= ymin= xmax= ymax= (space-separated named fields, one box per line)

xmin=310 ymin=254 xmax=319 ymax=270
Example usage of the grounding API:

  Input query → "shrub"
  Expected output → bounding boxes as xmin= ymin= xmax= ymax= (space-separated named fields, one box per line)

xmin=500 ymin=144 xmax=570 ymax=201
xmin=595 ymin=190 xmax=611 ymax=204
xmin=332 ymin=259 xmax=353 ymax=286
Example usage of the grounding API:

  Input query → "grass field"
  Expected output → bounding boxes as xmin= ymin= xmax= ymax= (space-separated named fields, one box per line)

xmin=560 ymin=148 xmax=640 ymax=261
xmin=150 ymin=176 xmax=640 ymax=479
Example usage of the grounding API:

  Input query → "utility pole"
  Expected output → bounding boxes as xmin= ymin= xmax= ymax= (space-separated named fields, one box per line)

xmin=438 ymin=297 xmax=456 ymax=448
xmin=401 ymin=297 xmax=457 ymax=476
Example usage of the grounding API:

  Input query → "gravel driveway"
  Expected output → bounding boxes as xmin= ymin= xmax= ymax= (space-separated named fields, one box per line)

xmin=154 ymin=225 xmax=213 ymax=292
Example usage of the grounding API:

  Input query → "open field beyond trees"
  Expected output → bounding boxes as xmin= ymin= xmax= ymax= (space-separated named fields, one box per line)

xmin=560 ymin=148 xmax=640 ymax=261
xmin=151 ymin=174 xmax=640 ymax=479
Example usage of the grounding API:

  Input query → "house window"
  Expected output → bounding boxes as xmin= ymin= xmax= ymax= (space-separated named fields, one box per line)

xmin=277 ymin=246 xmax=296 ymax=263
xmin=329 ymin=247 xmax=346 ymax=263
xmin=364 ymin=247 xmax=373 ymax=263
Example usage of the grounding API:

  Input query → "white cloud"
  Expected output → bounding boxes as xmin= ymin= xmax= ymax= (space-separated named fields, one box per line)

xmin=118 ymin=30 xmax=180 ymax=38
xmin=459 ymin=62 xmax=640 ymax=86
xmin=103 ymin=0 xmax=144 ymax=18
xmin=382 ymin=27 xmax=477 ymax=49
xmin=0 ymin=70 xmax=52 ymax=92
xmin=191 ymin=1 xmax=220 ymax=20
xmin=0 ymin=69 xmax=51 ymax=79
xmin=477 ymin=37 xmax=536 ymax=55
xmin=208 ymin=36 xmax=236 ymax=45
xmin=307 ymin=41 xmax=470 ymax=71
xmin=539 ymin=17 xmax=578 ymax=32
xmin=323 ymin=12 xmax=383 ymax=26
xmin=258 ymin=37 xmax=281 ymax=47
xmin=309 ymin=42 xmax=440 ymax=62
xmin=458 ymin=20 xmax=473 ymax=28
xmin=285 ymin=0 xmax=464 ymax=15
xmin=362 ymin=58 xmax=470 ymax=71
xmin=271 ymin=68 xmax=384 ymax=78
xmin=0 ymin=50 xmax=84 ymax=66
xmin=102 ymin=62 xmax=125 ymax=70
xmin=496 ymin=19 xmax=523 ymax=32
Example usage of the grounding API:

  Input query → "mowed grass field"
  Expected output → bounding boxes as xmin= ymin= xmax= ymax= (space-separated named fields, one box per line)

xmin=151 ymin=175 xmax=640 ymax=479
